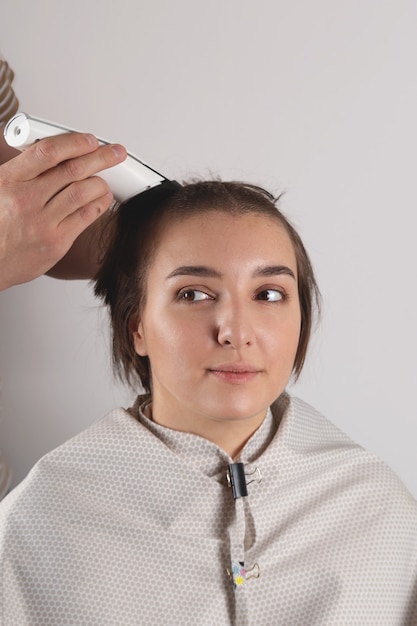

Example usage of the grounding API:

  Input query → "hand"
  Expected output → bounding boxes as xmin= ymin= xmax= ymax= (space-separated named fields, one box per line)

xmin=0 ymin=132 xmax=127 ymax=291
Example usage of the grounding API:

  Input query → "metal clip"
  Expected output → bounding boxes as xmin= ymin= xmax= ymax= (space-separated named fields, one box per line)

xmin=244 ymin=466 xmax=262 ymax=486
xmin=226 ymin=463 xmax=262 ymax=499
xmin=246 ymin=562 xmax=261 ymax=580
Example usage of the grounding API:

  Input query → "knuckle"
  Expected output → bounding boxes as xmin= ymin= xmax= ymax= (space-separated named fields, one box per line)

xmin=67 ymin=181 xmax=86 ymax=206
xmin=78 ymin=204 xmax=100 ymax=222
xmin=34 ymin=138 xmax=58 ymax=163
xmin=0 ymin=179 xmax=30 ymax=216
xmin=63 ymin=158 xmax=84 ymax=180
xmin=79 ymin=195 xmax=111 ymax=222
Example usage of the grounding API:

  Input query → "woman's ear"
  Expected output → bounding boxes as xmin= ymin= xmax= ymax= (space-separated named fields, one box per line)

xmin=130 ymin=315 xmax=148 ymax=357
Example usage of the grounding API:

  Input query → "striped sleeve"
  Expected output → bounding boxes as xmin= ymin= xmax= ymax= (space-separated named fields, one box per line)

xmin=0 ymin=59 xmax=19 ymax=125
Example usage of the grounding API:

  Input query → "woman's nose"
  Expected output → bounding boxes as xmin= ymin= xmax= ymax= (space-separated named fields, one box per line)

xmin=216 ymin=300 xmax=254 ymax=349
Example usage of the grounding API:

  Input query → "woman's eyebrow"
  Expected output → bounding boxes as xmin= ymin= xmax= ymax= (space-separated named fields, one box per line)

xmin=166 ymin=266 xmax=223 ymax=279
xmin=166 ymin=265 xmax=295 ymax=280
xmin=253 ymin=265 xmax=296 ymax=279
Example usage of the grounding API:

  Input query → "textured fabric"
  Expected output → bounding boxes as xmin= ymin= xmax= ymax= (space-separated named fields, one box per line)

xmin=0 ymin=393 xmax=416 ymax=625
xmin=0 ymin=58 xmax=18 ymax=125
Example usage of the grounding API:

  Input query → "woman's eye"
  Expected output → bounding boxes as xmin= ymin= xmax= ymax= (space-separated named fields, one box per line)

xmin=178 ymin=289 xmax=211 ymax=302
xmin=256 ymin=289 xmax=284 ymax=302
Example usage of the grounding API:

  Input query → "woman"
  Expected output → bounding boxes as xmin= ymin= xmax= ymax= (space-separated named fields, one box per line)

xmin=1 ymin=180 xmax=416 ymax=625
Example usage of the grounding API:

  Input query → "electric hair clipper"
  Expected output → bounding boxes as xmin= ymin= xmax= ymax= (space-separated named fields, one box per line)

xmin=4 ymin=112 xmax=168 ymax=202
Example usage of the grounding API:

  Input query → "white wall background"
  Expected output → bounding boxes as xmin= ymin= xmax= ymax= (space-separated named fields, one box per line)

xmin=0 ymin=0 xmax=416 ymax=495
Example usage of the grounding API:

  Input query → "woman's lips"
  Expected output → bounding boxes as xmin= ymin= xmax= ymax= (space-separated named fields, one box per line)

xmin=208 ymin=364 xmax=261 ymax=384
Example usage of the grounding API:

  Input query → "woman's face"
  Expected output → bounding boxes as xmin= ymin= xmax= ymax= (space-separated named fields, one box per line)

xmin=132 ymin=210 xmax=301 ymax=454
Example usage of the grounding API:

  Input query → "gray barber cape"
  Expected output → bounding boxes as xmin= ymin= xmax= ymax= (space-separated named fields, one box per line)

xmin=1 ymin=393 xmax=417 ymax=625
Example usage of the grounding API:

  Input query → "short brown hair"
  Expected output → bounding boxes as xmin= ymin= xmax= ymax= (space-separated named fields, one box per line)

xmin=94 ymin=180 xmax=320 ymax=392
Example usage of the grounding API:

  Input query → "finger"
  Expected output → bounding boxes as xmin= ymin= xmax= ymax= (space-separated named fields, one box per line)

xmin=45 ymin=175 xmax=114 ymax=225
xmin=54 ymin=191 xmax=115 ymax=265
xmin=41 ymin=143 xmax=127 ymax=197
xmin=63 ymin=191 xmax=115 ymax=233
xmin=5 ymin=132 xmax=101 ymax=181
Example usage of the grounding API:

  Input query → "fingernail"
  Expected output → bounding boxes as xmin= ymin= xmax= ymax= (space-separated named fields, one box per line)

xmin=86 ymin=134 xmax=98 ymax=147
xmin=111 ymin=144 xmax=126 ymax=159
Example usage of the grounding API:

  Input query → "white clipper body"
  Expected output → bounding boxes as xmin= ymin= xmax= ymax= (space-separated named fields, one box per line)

xmin=4 ymin=113 xmax=167 ymax=202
